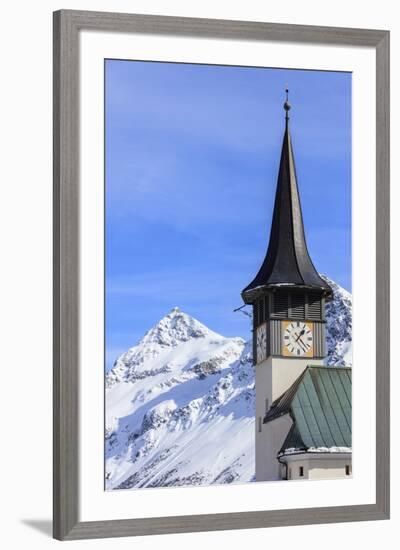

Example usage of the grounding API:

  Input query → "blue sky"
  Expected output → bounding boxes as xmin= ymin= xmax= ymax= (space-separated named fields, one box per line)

xmin=105 ymin=60 xmax=351 ymax=371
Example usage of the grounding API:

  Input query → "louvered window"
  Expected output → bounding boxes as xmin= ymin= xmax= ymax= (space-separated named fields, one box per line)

xmin=264 ymin=294 xmax=270 ymax=319
xmin=254 ymin=296 xmax=270 ymax=326
xmin=290 ymin=293 xmax=305 ymax=319
xmin=253 ymin=300 xmax=259 ymax=329
xmin=272 ymin=292 xmax=289 ymax=318
xmin=259 ymin=297 xmax=265 ymax=324
xmin=307 ymin=293 xmax=322 ymax=320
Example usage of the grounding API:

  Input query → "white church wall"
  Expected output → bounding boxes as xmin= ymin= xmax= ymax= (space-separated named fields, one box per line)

xmin=256 ymin=414 xmax=293 ymax=481
xmin=269 ymin=357 xmax=322 ymax=400
xmin=283 ymin=453 xmax=352 ymax=480
xmin=256 ymin=356 xmax=323 ymax=407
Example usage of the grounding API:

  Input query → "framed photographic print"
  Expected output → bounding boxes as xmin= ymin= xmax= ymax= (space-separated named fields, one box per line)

xmin=53 ymin=10 xmax=390 ymax=541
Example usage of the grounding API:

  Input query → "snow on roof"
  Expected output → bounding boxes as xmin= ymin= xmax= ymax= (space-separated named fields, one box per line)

xmin=279 ymin=446 xmax=352 ymax=457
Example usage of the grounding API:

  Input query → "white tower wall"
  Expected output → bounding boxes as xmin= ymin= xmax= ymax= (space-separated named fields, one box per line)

xmin=255 ymin=356 xmax=324 ymax=481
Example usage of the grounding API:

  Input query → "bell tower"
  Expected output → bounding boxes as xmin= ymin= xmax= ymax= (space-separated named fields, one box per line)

xmin=241 ymin=90 xmax=333 ymax=480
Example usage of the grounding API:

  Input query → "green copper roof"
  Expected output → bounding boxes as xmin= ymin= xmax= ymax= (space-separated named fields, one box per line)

xmin=264 ymin=365 xmax=352 ymax=452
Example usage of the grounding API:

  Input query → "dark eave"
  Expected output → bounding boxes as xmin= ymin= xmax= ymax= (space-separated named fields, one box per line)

xmin=242 ymin=98 xmax=332 ymax=305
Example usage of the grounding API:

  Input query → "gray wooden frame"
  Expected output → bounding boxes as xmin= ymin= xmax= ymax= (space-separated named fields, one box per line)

xmin=53 ymin=9 xmax=390 ymax=541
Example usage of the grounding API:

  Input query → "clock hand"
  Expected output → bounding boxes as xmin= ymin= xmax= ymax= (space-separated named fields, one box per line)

xmin=298 ymin=337 xmax=308 ymax=352
xmin=295 ymin=329 xmax=305 ymax=343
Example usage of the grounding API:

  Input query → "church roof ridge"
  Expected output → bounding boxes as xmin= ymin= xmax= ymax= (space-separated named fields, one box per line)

xmin=305 ymin=364 xmax=352 ymax=370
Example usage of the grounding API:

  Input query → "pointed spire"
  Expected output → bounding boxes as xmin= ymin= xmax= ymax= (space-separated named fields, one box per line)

xmin=242 ymin=90 xmax=332 ymax=304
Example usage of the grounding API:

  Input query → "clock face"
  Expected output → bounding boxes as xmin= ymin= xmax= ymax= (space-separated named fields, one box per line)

xmin=282 ymin=321 xmax=313 ymax=357
xmin=256 ymin=323 xmax=267 ymax=363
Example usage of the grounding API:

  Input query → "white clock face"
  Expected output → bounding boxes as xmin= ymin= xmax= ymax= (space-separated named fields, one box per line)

xmin=256 ymin=324 xmax=267 ymax=363
xmin=283 ymin=321 xmax=313 ymax=357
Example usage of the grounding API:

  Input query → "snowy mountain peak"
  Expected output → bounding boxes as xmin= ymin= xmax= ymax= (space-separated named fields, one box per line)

xmin=139 ymin=308 xmax=218 ymax=348
xmin=106 ymin=309 xmax=226 ymax=387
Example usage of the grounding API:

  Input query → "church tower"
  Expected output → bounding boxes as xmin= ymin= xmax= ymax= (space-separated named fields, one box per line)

xmin=242 ymin=91 xmax=333 ymax=481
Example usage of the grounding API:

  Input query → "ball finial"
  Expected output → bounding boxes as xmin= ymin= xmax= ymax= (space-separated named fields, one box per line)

xmin=284 ymin=86 xmax=291 ymax=113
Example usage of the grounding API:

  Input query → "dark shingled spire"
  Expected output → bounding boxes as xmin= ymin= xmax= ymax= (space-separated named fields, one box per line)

xmin=242 ymin=90 xmax=332 ymax=304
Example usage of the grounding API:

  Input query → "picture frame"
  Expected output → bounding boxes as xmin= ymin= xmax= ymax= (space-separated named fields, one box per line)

xmin=53 ymin=9 xmax=390 ymax=541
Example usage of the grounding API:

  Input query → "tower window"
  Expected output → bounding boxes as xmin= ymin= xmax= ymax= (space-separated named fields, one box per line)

xmin=299 ymin=466 xmax=304 ymax=477
xmin=258 ymin=417 xmax=262 ymax=433
xmin=272 ymin=292 xmax=289 ymax=318
xmin=253 ymin=301 xmax=259 ymax=328
xmin=259 ymin=298 xmax=265 ymax=324
xmin=307 ymin=292 xmax=322 ymax=320
xmin=345 ymin=464 xmax=351 ymax=476
xmin=264 ymin=294 xmax=270 ymax=318
xmin=290 ymin=293 xmax=305 ymax=319
xmin=265 ymin=398 xmax=269 ymax=413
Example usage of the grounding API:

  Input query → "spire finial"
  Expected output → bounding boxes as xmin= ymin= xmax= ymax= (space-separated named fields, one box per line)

xmin=284 ymin=86 xmax=291 ymax=124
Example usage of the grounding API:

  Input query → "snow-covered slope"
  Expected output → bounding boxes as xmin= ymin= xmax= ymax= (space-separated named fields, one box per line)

xmin=106 ymin=308 xmax=254 ymax=489
xmin=322 ymin=275 xmax=352 ymax=367
xmin=105 ymin=281 xmax=352 ymax=490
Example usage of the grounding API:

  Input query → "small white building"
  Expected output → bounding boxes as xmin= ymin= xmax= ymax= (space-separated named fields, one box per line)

xmin=240 ymin=91 xmax=352 ymax=481
xmin=262 ymin=364 xmax=352 ymax=481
